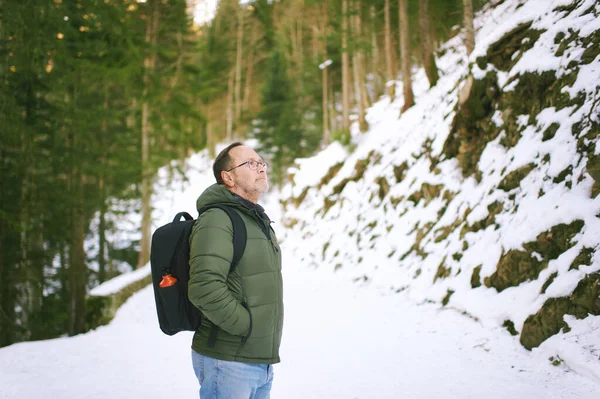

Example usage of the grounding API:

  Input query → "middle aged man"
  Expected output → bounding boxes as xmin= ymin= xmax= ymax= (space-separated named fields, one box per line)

xmin=188 ymin=142 xmax=283 ymax=399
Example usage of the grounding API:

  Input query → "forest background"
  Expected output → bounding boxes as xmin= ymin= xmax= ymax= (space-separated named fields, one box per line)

xmin=0 ymin=0 xmax=486 ymax=347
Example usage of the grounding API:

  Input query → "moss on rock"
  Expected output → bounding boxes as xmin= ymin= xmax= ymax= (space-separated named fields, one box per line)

xmin=522 ymin=220 xmax=584 ymax=261
xmin=292 ymin=187 xmax=309 ymax=208
xmin=498 ymin=164 xmax=536 ymax=191
xmin=319 ymin=162 xmax=344 ymax=188
xmin=552 ymin=2 xmax=579 ymax=15
xmin=542 ymin=123 xmax=560 ymax=142
xmin=434 ymin=257 xmax=451 ymax=282
xmin=486 ymin=221 xmax=585 ymax=292
xmin=434 ymin=221 xmax=459 ymax=243
xmin=322 ymin=242 xmax=330 ymax=260
xmin=376 ymin=177 xmax=390 ymax=200
xmin=443 ymin=72 xmax=501 ymax=177
xmin=592 ymin=182 xmax=600 ymax=198
xmin=520 ymin=272 xmax=600 ymax=350
xmin=587 ymin=153 xmax=600 ymax=184
xmin=460 ymin=201 xmax=504 ymax=238
xmin=86 ymin=273 xmax=152 ymax=331
xmin=569 ymin=247 xmax=595 ymax=270
xmin=390 ymin=196 xmax=404 ymax=209
xmin=408 ymin=183 xmax=444 ymax=205
xmin=394 ymin=161 xmax=409 ymax=183
xmin=442 ymin=289 xmax=455 ymax=306
xmin=484 ymin=250 xmax=545 ymax=292
xmin=541 ymin=272 xmax=558 ymax=294
xmin=500 ymin=70 xmax=580 ymax=149
xmin=581 ymin=31 xmax=600 ymax=65
xmin=331 ymin=153 xmax=376 ymax=195
xmin=552 ymin=165 xmax=573 ymax=187
xmin=400 ymin=222 xmax=435 ymax=261
xmin=322 ymin=197 xmax=336 ymax=216
xmin=486 ymin=22 xmax=543 ymax=71
xmin=471 ymin=265 xmax=482 ymax=288
xmin=503 ymin=320 xmax=519 ymax=336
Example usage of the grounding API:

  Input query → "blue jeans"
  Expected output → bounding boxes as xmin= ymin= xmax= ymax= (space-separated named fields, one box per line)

xmin=191 ymin=350 xmax=274 ymax=399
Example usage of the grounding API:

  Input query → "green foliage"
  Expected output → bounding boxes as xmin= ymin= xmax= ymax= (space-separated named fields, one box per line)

xmin=0 ymin=0 xmax=205 ymax=347
xmin=254 ymin=49 xmax=311 ymax=183
xmin=331 ymin=128 xmax=352 ymax=146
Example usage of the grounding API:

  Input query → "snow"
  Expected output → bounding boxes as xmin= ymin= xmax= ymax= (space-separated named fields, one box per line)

xmin=89 ymin=264 xmax=151 ymax=296
xmin=1 ymin=0 xmax=600 ymax=397
xmin=2 ymin=260 xmax=598 ymax=399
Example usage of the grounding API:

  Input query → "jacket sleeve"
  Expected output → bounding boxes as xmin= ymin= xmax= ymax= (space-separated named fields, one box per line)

xmin=188 ymin=208 xmax=250 ymax=336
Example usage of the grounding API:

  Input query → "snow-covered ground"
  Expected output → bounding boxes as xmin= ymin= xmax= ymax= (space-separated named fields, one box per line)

xmin=1 ymin=254 xmax=599 ymax=398
xmin=1 ymin=0 xmax=600 ymax=397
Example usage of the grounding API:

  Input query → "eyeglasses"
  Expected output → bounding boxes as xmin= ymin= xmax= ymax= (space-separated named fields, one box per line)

xmin=226 ymin=159 xmax=269 ymax=172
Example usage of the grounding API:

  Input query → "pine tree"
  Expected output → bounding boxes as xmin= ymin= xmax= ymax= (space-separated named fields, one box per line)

xmin=254 ymin=49 xmax=303 ymax=184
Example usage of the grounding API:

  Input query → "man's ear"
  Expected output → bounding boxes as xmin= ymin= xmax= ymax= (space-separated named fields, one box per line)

xmin=222 ymin=170 xmax=235 ymax=188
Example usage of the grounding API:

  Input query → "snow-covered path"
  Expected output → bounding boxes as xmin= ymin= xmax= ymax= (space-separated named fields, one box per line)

xmin=1 ymin=251 xmax=598 ymax=398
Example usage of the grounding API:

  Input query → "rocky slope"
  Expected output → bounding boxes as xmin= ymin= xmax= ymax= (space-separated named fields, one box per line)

xmin=279 ymin=0 xmax=600 ymax=378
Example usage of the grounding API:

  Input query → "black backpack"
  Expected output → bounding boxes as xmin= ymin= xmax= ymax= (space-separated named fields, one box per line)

xmin=150 ymin=204 xmax=247 ymax=336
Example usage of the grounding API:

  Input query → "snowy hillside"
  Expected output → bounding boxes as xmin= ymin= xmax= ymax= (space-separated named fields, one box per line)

xmin=280 ymin=0 xmax=600 ymax=381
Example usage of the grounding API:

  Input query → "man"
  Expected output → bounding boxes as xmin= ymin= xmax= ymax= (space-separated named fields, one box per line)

xmin=188 ymin=142 xmax=283 ymax=399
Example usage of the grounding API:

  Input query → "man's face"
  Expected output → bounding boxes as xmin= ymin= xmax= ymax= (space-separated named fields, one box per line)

xmin=226 ymin=145 xmax=269 ymax=201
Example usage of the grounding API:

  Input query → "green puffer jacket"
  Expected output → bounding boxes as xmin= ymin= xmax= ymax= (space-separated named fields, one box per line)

xmin=188 ymin=184 xmax=283 ymax=364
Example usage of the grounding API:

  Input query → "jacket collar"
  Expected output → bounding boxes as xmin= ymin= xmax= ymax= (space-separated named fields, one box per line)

xmin=231 ymin=192 xmax=270 ymax=222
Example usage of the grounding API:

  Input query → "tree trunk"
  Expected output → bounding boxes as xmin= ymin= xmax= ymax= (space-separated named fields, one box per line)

xmin=322 ymin=1 xmax=329 ymax=146
xmin=370 ymin=5 xmax=382 ymax=101
xmin=30 ymin=227 xmax=44 ymax=340
xmin=20 ymin=83 xmax=44 ymax=340
xmin=311 ymin=17 xmax=319 ymax=62
xmin=19 ymin=123 xmax=31 ymax=338
xmin=463 ymin=0 xmax=475 ymax=56
xmin=329 ymin=78 xmax=337 ymax=134
xmin=297 ymin=0 xmax=304 ymax=78
xmin=207 ymin=118 xmax=216 ymax=158
xmin=98 ymin=176 xmax=107 ymax=284
xmin=226 ymin=68 xmax=234 ymax=141
xmin=420 ymin=0 xmax=439 ymax=87
xmin=243 ymin=22 xmax=256 ymax=115
xmin=98 ymin=89 xmax=108 ymax=283
xmin=399 ymin=0 xmax=415 ymax=112
xmin=235 ymin=6 xmax=244 ymax=124
xmin=138 ymin=0 xmax=159 ymax=269
xmin=0 ymin=217 xmax=13 ymax=347
xmin=0 ymin=0 xmax=13 ymax=346
xmin=352 ymin=1 xmax=368 ymax=132
xmin=384 ymin=0 xmax=395 ymax=99
xmin=68 ymin=167 xmax=86 ymax=336
xmin=341 ymin=0 xmax=350 ymax=133
xmin=356 ymin=4 xmax=370 ymax=112
xmin=67 ymin=105 xmax=86 ymax=336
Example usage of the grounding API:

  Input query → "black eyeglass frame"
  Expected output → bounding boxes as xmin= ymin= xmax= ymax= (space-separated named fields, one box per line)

xmin=226 ymin=160 xmax=268 ymax=172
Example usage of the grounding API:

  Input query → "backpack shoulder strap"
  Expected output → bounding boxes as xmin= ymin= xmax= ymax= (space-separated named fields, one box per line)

xmin=202 ymin=204 xmax=247 ymax=274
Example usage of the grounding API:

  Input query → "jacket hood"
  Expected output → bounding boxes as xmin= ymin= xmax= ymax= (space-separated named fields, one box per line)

xmin=196 ymin=183 xmax=239 ymax=211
